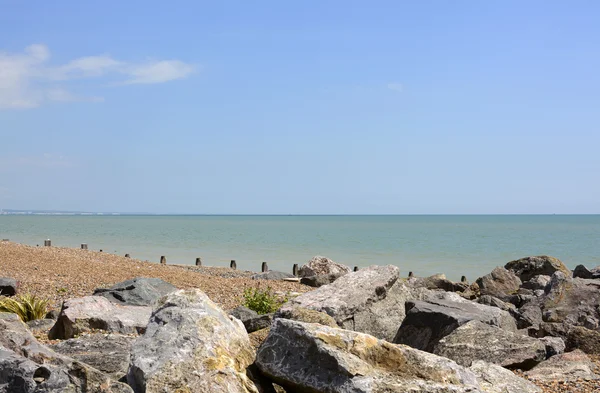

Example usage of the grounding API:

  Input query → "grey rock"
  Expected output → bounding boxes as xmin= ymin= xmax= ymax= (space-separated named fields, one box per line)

xmin=409 ymin=273 xmax=467 ymax=292
xmin=256 ymin=318 xmax=486 ymax=392
xmin=477 ymin=295 xmax=516 ymax=312
xmin=297 ymin=255 xmax=350 ymax=278
xmin=0 ymin=277 xmax=17 ymax=296
xmin=539 ymin=336 xmax=566 ymax=358
xmin=93 ymin=277 xmax=177 ymax=307
xmin=476 ymin=267 xmax=521 ymax=300
xmin=281 ymin=265 xmax=432 ymax=341
xmin=128 ymin=289 xmax=259 ymax=393
xmin=229 ymin=306 xmax=273 ymax=333
xmin=300 ymin=272 xmax=343 ymax=287
xmin=573 ymin=264 xmax=600 ymax=279
xmin=45 ymin=309 xmax=59 ymax=320
xmin=521 ymin=275 xmax=551 ymax=291
xmin=0 ymin=312 xmax=132 ymax=393
xmin=525 ymin=349 xmax=599 ymax=381
xmin=48 ymin=296 xmax=152 ymax=339
xmin=394 ymin=292 xmax=517 ymax=352
xmin=433 ymin=320 xmax=546 ymax=369
xmin=230 ymin=305 xmax=259 ymax=321
xmin=50 ymin=333 xmax=134 ymax=380
xmin=470 ymin=361 xmax=541 ymax=393
xmin=274 ymin=306 xmax=338 ymax=327
xmin=251 ymin=270 xmax=295 ymax=280
xmin=513 ymin=300 xmax=544 ymax=330
xmin=25 ymin=318 xmax=55 ymax=335
xmin=505 ymin=255 xmax=571 ymax=282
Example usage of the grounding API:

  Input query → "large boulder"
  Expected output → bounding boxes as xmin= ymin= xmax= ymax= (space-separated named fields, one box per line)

xmin=297 ymin=255 xmax=350 ymax=278
xmin=93 ymin=277 xmax=177 ymax=307
xmin=280 ymin=265 xmax=432 ymax=341
xmin=476 ymin=267 xmax=521 ymax=299
xmin=409 ymin=273 xmax=467 ymax=292
xmin=469 ymin=361 xmax=541 ymax=393
xmin=0 ymin=312 xmax=132 ymax=392
xmin=505 ymin=255 xmax=570 ymax=282
xmin=394 ymin=292 xmax=518 ymax=352
xmin=300 ymin=272 xmax=343 ymax=287
xmin=256 ymin=318 xmax=538 ymax=393
xmin=525 ymin=349 xmax=599 ymax=381
xmin=127 ymin=289 xmax=259 ymax=393
xmin=229 ymin=306 xmax=273 ymax=333
xmin=521 ymin=275 xmax=551 ymax=291
xmin=274 ymin=306 xmax=337 ymax=327
xmin=49 ymin=296 xmax=152 ymax=339
xmin=433 ymin=320 xmax=546 ymax=369
xmin=0 ymin=277 xmax=17 ymax=296
xmin=50 ymin=333 xmax=135 ymax=380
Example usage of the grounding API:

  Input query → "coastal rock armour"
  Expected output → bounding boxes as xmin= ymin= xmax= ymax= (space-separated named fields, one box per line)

xmin=433 ymin=320 xmax=546 ymax=369
xmin=300 ymin=272 xmax=344 ymax=287
xmin=394 ymin=292 xmax=517 ymax=352
xmin=93 ymin=277 xmax=177 ymax=307
xmin=0 ymin=312 xmax=132 ymax=393
xmin=127 ymin=289 xmax=260 ymax=393
xmin=256 ymin=318 xmax=539 ymax=393
xmin=297 ymin=255 xmax=351 ymax=278
xmin=504 ymin=255 xmax=571 ymax=282
xmin=281 ymin=265 xmax=433 ymax=341
xmin=48 ymin=296 xmax=152 ymax=339
xmin=0 ymin=277 xmax=17 ymax=296
xmin=475 ymin=267 xmax=521 ymax=300
xmin=525 ymin=349 xmax=600 ymax=382
xmin=573 ymin=264 xmax=600 ymax=279
xmin=469 ymin=361 xmax=541 ymax=393
xmin=230 ymin=306 xmax=273 ymax=333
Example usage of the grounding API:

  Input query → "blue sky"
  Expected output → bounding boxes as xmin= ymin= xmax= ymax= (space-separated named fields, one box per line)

xmin=0 ymin=1 xmax=599 ymax=214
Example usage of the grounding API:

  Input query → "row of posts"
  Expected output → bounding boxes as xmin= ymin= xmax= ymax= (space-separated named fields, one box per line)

xmin=37 ymin=239 xmax=466 ymax=280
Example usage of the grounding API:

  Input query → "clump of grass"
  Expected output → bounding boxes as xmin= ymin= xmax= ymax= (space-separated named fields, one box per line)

xmin=242 ymin=285 xmax=286 ymax=315
xmin=0 ymin=293 xmax=49 ymax=322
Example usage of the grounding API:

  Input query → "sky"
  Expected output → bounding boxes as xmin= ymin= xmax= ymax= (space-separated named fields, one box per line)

xmin=0 ymin=1 xmax=599 ymax=214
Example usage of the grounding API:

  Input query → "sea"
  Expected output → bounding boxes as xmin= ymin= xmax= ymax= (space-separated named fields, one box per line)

xmin=1 ymin=215 xmax=599 ymax=282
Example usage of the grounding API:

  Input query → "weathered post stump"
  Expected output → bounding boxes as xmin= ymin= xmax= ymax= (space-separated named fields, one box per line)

xmin=353 ymin=266 xmax=359 ymax=272
xmin=81 ymin=244 xmax=88 ymax=250
xmin=408 ymin=271 xmax=414 ymax=278
xmin=125 ymin=254 xmax=130 ymax=258
xmin=160 ymin=256 xmax=166 ymax=265
xmin=195 ymin=257 xmax=202 ymax=266
xmin=44 ymin=239 xmax=51 ymax=247
xmin=230 ymin=260 xmax=237 ymax=270
xmin=461 ymin=275 xmax=467 ymax=283
xmin=292 ymin=263 xmax=299 ymax=277
xmin=261 ymin=262 xmax=268 ymax=272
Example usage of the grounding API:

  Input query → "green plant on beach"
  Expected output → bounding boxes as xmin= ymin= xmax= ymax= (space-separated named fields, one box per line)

xmin=0 ymin=293 xmax=49 ymax=322
xmin=242 ymin=286 xmax=286 ymax=315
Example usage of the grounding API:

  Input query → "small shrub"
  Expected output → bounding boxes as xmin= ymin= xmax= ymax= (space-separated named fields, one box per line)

xmin=0 ymin=293 xmax=49 ymax=322
xmin=242 ymin=286 xmax=286 ymax=315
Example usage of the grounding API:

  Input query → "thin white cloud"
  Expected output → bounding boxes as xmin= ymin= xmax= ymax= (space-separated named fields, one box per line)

xmin=0 ymin=44 xmax=196 ymax=110
xmin=387 ymin=82 xmax=403 ymax=92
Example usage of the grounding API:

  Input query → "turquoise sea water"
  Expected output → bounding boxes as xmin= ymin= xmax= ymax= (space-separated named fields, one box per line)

xmin=1 ymin=215 xmax=599 ymax=281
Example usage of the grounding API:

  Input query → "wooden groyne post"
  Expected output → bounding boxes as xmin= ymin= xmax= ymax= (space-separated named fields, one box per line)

xmin=408 ymin=271 xmax=414 ymax=278
xmin=261 ymin=262 xmax=268 ymax=272
xmin=230 ymin=260 xmax=237 ymax=270
xmin=461 ymin=276 xmax=467 ymax=283
xmin=125 ymin=254 xmax=130 ymax=258
xmin=195 ymin=257 xmax=202 ymax=266
xmin=292 ymin=264 xmax=299 ymax=277
xmin=160 ymin=256 xmax=166 ymax=265
xmin=353 ymin=266 xmax=359 ymax=272
xmin=44 ymin=239 xmax=51 ymax=247
xmin=81 ymin=244 xmax=88 ymax=250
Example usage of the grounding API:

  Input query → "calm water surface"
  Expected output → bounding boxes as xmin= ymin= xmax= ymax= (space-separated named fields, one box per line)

xmin=1 ymin=215 xmax=599 ymax=281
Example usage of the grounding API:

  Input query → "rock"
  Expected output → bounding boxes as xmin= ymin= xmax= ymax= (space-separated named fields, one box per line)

xmin=297 ymin=255 xmax=350 ymax=278
xmin=539 ymin=336 xmax=566 ymax=357
xmin=513 ymin=300 xmax=544 ymax=330
xmin=251 ymin=271 xmax=295 ymax=280
xmin=564 ymin=326 xmax=600 ymax=354
xmin=26 ymin=318 xmax=55 ymax=335
xmin=50 ymin=333 xmax=134 ymax=380
xmin=0 ymin=312 xmax=132 ymax=392
xmin=300 ymin=273 xmax=343 ymax=287
xmin=470 ymin=361 xmax=541 ymax=393
xmin=281 ymin=265 xmax=432 ymax=341
xmin=274 ymin=306 xmax=338 ymax=327
xmin=409 ymin=273 xmax=466 ymax=292
xmin=477 ymin=295 xmax=516 ymax=312
xmin=505 ymin=255 xmax=571 ymax=282
xmin=45 ymin=309 xmax=59 ymax=320
xmin=229 ymin=306 xmax=273 ymax=333
xmin=48 ymin=296 xmax=152 ymax=339
xmin=476 ymin=267 xmax=521 ymax=299
xmin=525 ymin=349 xmax=599 ymax=381
xmin=521 ymin=275 xmax=551 ymax=291
xmin=230 ymin=305 xmax=259 ymax=321
xmin=257 ymin=318 xmax=537 ymax=393
xmin=128 ymin=289 xmax=259 ymax=393
xmin=0 ymin=277 xmax=17 ymax=296
xmin=394 ymin=292 xmax=517 ymax=352
xmin=433 ymin=320 xmax=546 ymax=369
xmin=93 ymin=277 xmax=177 ymax=307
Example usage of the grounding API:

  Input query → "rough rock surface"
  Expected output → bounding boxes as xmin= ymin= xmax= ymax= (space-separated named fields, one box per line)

xmin=251 ymin=271 xmax=295 ymax=280
xmin=281 ymin=265 xmax=432 ymax=341
xmin=300 ymin=272 xmax=344 ymax=287
xmin=49 ymin=296 xmax=152 ymax=339
xmin=128 ymin=289 xmax=259 ymax=393
xmin=573 ymin=264 xmax=600 ymax=279
xmin=25 ymin=318 xmax=56 ymax=334
xmin=274 ymin=306 xmax=338 ymax=327
xmin=297 ymin=255 xmax=350 ymax=278
xmin=433 ymin=320 xmax=546 ymax=369
xmin=476 ymin=267 xmax=522 ymax=299
xmin=0 ymin=312 xmax=132 ymax=393
xmin=539 ymin=336 xmax=566 ymax=357
xmin=409 ymin=274 xmax=465 ymax=292
xmin=256 ymin=318 xmax=538 ymax=393
xmin=525 ymin=349 xmax=599 ymax=381
xmin=394 ymin=292 xmax=517 ymax=352
xmin=505 ymin=255 xmax=571 ymax=282
xmin=470 ymin=361 xmax=541 ymax=393
xmin=93 ymin=277 xmax=177 ymax=306
xmin=521 ymin=275 xmax=551 ymax=291
xmin=230 ymin=306 xmax=273 ymax=333
xmin=50 ymin=333 xmax=135 ymax=379
xmin=0 ymin=277 xmax=17 ymax=296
